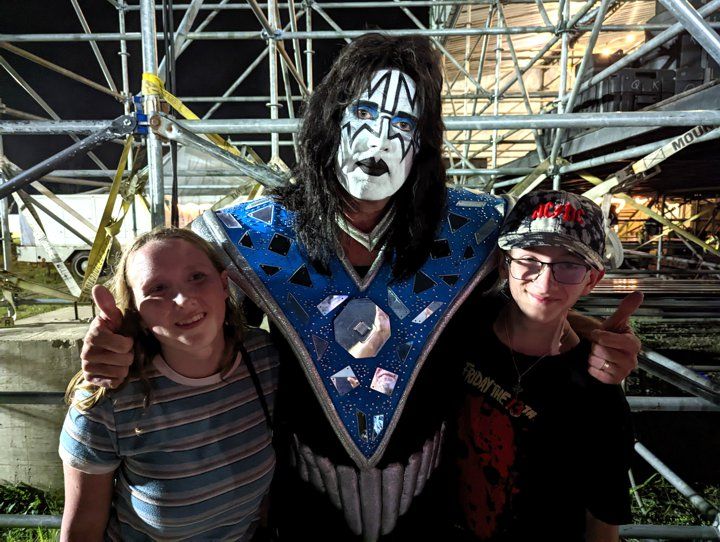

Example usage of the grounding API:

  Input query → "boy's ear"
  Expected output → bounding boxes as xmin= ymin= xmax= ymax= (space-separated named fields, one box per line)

xmin=582 ymin=268 xmax=604 ymax=295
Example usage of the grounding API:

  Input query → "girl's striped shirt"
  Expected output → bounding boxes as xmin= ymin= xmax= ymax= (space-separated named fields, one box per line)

xmin=59 ymin=328 xmax=278 ymax=541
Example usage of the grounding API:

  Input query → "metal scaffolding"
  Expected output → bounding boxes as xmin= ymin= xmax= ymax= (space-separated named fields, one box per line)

xmin=1 ymin=0 xmax=720 ymax=191
xmin=0 ymin=0 xmax=719 ymax=537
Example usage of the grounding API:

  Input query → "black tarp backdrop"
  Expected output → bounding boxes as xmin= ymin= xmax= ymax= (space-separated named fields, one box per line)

xmin=0 ymin=0 xmax=428 ymax=195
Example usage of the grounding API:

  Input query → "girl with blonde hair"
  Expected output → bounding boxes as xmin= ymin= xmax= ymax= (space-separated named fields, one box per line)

xmin=59 ymin=227 xmax=278 ymax=541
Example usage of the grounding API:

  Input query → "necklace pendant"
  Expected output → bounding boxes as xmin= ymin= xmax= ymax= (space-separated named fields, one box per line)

xmin=512 ymin=382 xmax=523 ymax=395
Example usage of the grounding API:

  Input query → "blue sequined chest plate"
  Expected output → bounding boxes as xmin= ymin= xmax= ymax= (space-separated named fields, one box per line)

xmin=198 ymin=188 xmax=505 ymax=468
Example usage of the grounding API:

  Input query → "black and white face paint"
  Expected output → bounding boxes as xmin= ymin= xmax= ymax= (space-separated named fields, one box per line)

xmin=336 ymin=69 xmax=420 ymax=201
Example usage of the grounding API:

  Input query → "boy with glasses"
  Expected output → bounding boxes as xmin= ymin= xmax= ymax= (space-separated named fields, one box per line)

xmin=449 ymin=190 xmax=634 ymax=541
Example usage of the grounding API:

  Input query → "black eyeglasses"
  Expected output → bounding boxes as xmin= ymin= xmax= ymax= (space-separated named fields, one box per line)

xmin=504 ymin=255 xmax=590 ymax=285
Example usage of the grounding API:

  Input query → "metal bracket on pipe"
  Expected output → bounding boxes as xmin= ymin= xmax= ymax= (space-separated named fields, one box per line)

xmin=148 ymin=112 xmax=288 ymax=189
xmin=553 ymin=22 xmax=573 ymax=36
xmin=0 ymin=114 xmax=137 ymax=200
xmin=614 ymin=164 xmax=661 ymax=191
xmin=260 ymin=28 xmax=283 ymax=41
xmin=583 ymin=124 xmax=719 ymax=201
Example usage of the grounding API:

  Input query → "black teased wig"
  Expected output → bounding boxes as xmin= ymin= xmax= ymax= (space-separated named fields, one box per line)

xmin=275 ymin=33 xmax=447 ymax=279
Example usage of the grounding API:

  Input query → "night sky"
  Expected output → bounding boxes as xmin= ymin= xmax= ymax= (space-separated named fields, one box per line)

xmin=0 ymin=1 xmax=428 ymax=192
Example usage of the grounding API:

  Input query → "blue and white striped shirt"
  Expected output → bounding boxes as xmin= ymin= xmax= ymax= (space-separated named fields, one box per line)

xmin=59 ymin=328 xmax=278 ymax=541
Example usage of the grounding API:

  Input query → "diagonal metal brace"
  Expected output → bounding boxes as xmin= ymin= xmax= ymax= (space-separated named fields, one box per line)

xmin=148 ymin=112 xmax=287 ymax=189
xmin=0 ymin=114 xmax=136 ymax=200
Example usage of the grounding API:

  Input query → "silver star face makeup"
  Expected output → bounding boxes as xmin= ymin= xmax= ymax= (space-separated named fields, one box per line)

xmin=336 ymin=69 xmax=420 ymax=201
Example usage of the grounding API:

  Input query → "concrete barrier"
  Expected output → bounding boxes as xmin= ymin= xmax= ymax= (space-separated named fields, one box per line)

xmin=0 ymin=322 xmax=88 ymax=491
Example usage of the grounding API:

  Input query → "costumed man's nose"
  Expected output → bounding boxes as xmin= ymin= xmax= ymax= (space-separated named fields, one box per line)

xmin=367 ymin=117 xmax=391 ymax=152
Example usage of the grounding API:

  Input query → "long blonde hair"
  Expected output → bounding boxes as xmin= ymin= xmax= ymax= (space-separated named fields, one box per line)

xmin=66 ymin=227 xmax=245 ymax=411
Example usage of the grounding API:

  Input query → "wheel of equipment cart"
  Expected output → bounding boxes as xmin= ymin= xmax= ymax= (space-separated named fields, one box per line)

xmin=70 ymin=251 xmax=90 ymax=280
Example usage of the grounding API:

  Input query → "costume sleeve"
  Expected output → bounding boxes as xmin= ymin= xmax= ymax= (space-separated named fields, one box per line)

xmin=582 ymin=383 xmax=634 ymax=525
xmin=58 ymin=391 xmax=121 ymax=475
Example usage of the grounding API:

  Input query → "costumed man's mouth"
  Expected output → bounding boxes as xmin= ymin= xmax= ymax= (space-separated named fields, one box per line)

xmin=356 ymin=158 xmax=389 ymax=176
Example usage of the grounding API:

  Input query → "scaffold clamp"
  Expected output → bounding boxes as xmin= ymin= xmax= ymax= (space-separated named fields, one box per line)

xmin=261 ymin=28 xmax=283 ymax=41
xmin=147 ymin=112 xmax=287 ymax=189
xmin=132 ymin=94 xmax=149 ymax=135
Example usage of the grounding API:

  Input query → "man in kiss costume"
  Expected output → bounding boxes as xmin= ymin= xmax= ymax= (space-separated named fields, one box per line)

xmin=190 ymin=34 xmax=639 ymax=540
xmin=81 ymin=34 xmax=641 ymax=541
xmin=193 ymin=34 xmax=504 ymax=541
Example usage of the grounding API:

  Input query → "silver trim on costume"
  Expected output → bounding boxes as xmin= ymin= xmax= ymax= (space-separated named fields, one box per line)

xmin=337 ymin=241 xmax=387 ymax=293
xmin=373 ymin=245 xmax=498 ymax=470
xmin=336 ymin=204 xmax=395 ymax=253
xmin=291 ymin=423 xmax=445 ymax=542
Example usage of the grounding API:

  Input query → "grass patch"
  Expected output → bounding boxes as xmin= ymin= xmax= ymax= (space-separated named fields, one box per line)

xmin=1 ymin=255 xmax=87 ymax=321
xmin=631 ymin=474 xmax=719 ymax=526
xmin=627 ymin=317 xmax=720 ymax=393
xmin=0 ymin=484 xmax=62 ymax=541
xmin=625 ymin=317 xmax=720 ymax=538
xmin=626 ymin=475 xmax=720 ymax=541
xmin=631 ymin=317 xmax=720 ymax=359
xmin=4 ymin=260 xmax=66 ymax=292
xmin=14 ymin=304 xmax=67 ymax=321
xmin=3 ymin=527 xmax=59 ymax=542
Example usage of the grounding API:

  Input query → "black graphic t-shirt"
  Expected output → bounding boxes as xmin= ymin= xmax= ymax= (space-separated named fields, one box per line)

xmin=447 ymin=324 xmax=634 ymax=542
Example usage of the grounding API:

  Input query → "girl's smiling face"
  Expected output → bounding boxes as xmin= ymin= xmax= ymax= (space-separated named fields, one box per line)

xmin=126 ymin=238 xmax=228 ymax=357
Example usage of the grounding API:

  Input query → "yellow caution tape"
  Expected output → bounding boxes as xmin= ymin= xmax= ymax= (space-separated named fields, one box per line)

xmin=141 ymin=72 xmax=240 ymax=157
xmin=80 ymin=137 xmax=134 ymax=296
xmin=582 ymin=176 xmax=620 ymax=201
xmin=142 ymin=74 xmax=285 ymax=214
xmin=1 ymin=129 xmax=146 ymax=302
xmin=1 ymin=159 xmax=84 ymax=299
xmin=507 ymin=158 xmax=551 ymax=198
xmin=583 ymin=125 xmax=719 ymax=201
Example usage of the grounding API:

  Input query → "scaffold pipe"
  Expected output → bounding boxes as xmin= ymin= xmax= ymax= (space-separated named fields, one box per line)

xmin=3 ymin=23 xmax=720 ymax=42
xmin=635 ymin=441 xmax=720 ymax=521
xmin=5 ymin=111 xmax=720 ymax=136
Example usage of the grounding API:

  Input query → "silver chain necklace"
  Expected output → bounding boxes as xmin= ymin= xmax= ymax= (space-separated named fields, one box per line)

xmin=503 ymin=315 xmax=565 ymax=399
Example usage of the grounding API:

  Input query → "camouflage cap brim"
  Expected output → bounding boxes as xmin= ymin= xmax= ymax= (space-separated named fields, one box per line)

xmin=498 ymin=231 xmax=605 ymax=270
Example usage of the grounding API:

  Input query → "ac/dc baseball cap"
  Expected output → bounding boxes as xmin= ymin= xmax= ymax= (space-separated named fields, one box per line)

xmin=498 ymin=190 xmax=606 ymax=270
